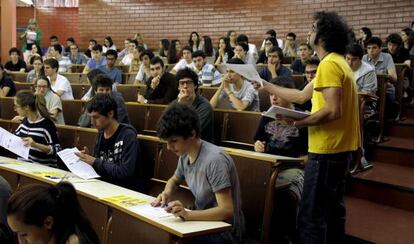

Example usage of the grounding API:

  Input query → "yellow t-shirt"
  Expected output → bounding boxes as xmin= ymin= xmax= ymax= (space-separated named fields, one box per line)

xmin=309 ymin=52 xmax=360 ymax=154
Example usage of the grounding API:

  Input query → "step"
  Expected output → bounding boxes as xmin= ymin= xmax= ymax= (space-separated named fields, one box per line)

xmin=355 ymin=162 xmax=414 ymax=189
xmin=369 ymin=137 xmax=414 ymax=167
xmin=403 ymin=106 xmax=414 ymax=119
xmin=346 ymin=197 xmax=414 ymax=244
xmin=385 ymin=119 xmax=414 ymax=138
xmin=348 ymin=162 xmax=414 ymax=211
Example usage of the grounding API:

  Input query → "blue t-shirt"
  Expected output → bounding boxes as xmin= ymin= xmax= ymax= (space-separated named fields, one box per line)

xmin=86 ymin=56 xmax=107 ymax=70
xmin=259 ymin=65 xmax=292 ymax=82
xmin=99 ymin=66 xmax=122 ymax=83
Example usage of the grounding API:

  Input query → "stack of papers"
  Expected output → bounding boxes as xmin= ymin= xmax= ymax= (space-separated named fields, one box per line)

xmin=0 ymin=127 xmax=30 ymax=160
xmin=225 ymin=63 xmax=265 ymax=86
xmin=57 ymin=148 xmax=100 ymax=180
xmin=263 ymin=105 xmax=310 ymax=119
xmin=129 ymin=204 xmax=173 ymax=219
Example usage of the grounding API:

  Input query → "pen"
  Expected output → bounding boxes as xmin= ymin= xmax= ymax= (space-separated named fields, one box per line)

xmin=45 ymin=175 xmax=60 ymax=180
xmin=161 ymin=202 xmax=185 ymax=221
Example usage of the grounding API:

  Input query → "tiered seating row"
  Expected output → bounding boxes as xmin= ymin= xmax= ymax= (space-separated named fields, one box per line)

xmin=0 ymin=119 xmax=304 ymax=242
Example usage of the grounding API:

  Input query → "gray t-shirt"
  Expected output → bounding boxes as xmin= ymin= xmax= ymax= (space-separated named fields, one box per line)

xmin=362 ymin=52 xmax=395 ymax=75
xmin=362 ymin=52 xmax=396 ymax=99
xmin=45 ymin=91 xmax=65 ymax=125
xmin=174 ymin=141 xmax=244 ymax=243
xmin=217 ymin=80 xmax=259 ymax=111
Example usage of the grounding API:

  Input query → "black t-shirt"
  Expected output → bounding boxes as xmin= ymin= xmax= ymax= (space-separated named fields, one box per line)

xmin=294 ymin=82 xmax=312 ymax=112
xmin=5 ymin=59 xmax=26 ymax=72
xmin=388 ymin=47 xmax=410 ymax=64
xmin=144 ymin=72 xmax=178 ymax=104
xmin=291 ymin=59 xmax=306 ymax=74
xmin=97 ymin=124 xmax=124 ymax=161
xmin=85 ymin=49 xmax=92 ymax=58
xmin=254 ymin=110 xmax=308 ymax=157
xmin=0 ymin=76 xmax=16 ymax=97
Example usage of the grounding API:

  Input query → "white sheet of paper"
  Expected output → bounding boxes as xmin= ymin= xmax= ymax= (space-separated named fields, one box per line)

xmin=129 ymin=204 xmax=173 ymax=219
xmin=57 ymin=148 xmax=100 ymax=180
xmin=225 ymin=63 xmax=264 ymax=86
xmin=263 ymin=105 xmax=310 ymax=120
xmin=0 ymin=127 xmax=30 ymax=160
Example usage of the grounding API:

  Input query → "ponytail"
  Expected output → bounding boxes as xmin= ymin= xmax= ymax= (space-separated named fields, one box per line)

xmin=35 ymin=93 xmax=51 ymax=120
xmin=53 ymin=183 xmax=100 ymax=244
xmin=16 ymin=90 xmax=51 ymax=120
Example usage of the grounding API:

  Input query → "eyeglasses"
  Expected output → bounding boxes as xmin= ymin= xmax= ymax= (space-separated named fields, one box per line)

xmin=33 ymin=62 xmax=42 ymax=65
xmin=311 ymin=23 xmax=317 ymax=32
xmin=36 ymin=85 xmax=48 ymax=88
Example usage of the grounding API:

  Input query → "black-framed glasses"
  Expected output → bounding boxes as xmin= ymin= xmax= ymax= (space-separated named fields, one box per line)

xmin=312 ymin=23 xmax=317 ymax=32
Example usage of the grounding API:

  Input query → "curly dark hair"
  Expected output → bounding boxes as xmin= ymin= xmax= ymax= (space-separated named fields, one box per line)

xmin=87 ymin=93 xmax=118 ymax=120
xmin=157 ymin=103 xmax=200 ymax=140
xmin=313 ymin=11 xmax=351 ymax=55
xmin=176 ymin=67 xmax=199 ymax=89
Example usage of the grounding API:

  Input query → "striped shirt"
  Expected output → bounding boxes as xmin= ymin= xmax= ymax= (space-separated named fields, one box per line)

xmin=15 ymin=117 xmax=60 ymax=166
xmin=198 ymin=63 xmax=222 ymax=86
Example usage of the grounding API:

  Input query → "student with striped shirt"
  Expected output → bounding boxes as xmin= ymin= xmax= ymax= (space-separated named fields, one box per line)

xmin=12 ymin=90 xmax=60 ymax=166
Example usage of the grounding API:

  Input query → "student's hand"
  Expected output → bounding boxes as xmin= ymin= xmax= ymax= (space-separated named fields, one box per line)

xmin=177 ymin=88 xmax=192 ymax=104
xmin=151 ymin=191 xmax=171 ymax=207
xmin=150 ymin=75 xmax=161 ymax=90
xmin=11 ymin=116 xmax=24 ymax=123
xmin=137 ymin=94 xmax=147 ymax=104
xmin=165 ymin=200 xmax=189 ymax=220
xmin=75 ymin=146 xmax=96 ymax=165
xmin=219 ymin=47 xmax=225 ymax=56
xmin=267 ymin=60 xmax=277 ymax=76
xmin=222 ymin=74 xmax=231 ymax=91
xmin=254 ymin=140 xmax=266 ymax=152
xmin=22 ymin=137 xmax=35 ymax=147
xmin=251 ymin=79 xmax=268 ymax=90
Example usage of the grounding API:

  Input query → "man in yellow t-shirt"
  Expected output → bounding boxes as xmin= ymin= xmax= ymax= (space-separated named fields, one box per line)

xmin=253 ymin=11 xmax=360 ymax=244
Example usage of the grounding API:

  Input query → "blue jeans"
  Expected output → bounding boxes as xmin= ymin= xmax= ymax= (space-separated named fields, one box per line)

xmin=298 ymin=152 xmax=351 ymax=244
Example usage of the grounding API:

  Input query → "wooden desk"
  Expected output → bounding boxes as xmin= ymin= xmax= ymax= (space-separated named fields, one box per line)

xmin=137 ymin=134 xmax=304 ymax=243
xmin=0 ymin=156 xmax=231 ymax=244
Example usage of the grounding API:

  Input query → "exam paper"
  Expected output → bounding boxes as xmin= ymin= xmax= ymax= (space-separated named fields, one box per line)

xmin=263 ymin=105 xmax=310 ymax=120
xmin=57 ymin=148 xmax=100 ymax=180
xmin=0 ymin=127 xmax=30 ymax=160
xmin=225 ymin=63 xmax=264 ymax=86
xmin=129 ymin=204 xmax=173 ymax=219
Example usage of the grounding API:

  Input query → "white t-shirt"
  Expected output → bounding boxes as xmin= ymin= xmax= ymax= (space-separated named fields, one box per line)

xmin=246 ymin=43 xmax=258 ymax=65
xmin=103 ymin=45 xmax=117 ymax=54
xmin=50 ymin=74 xmax=74 ymax=100
xmin=121 ymin=54 xmax=133 ymax=65
xmin=172 ymin=59 xmax=195 ymax=72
